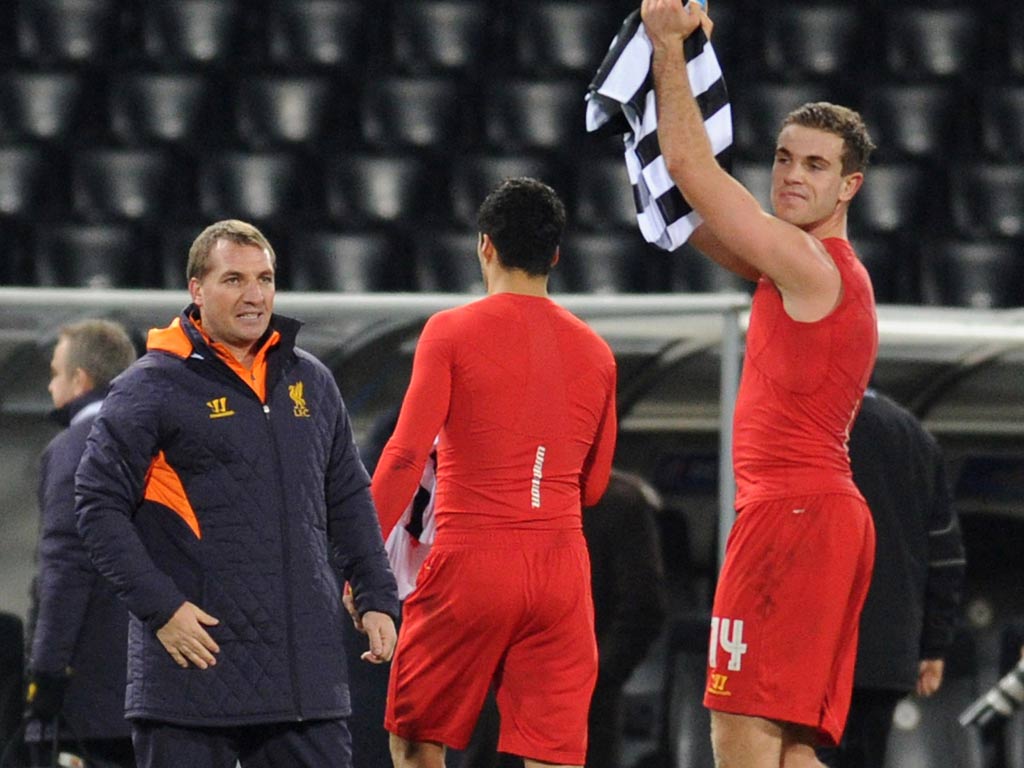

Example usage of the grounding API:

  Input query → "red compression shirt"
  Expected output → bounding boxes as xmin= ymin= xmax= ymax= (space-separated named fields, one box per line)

xmin=372 ymin=293 xmax=618 ymax=540
xmin=732 ymin=238 xmax=878 ymax=508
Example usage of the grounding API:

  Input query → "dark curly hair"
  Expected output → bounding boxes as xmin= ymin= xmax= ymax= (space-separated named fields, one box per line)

xmin=476 ymin=177 xmax=566 ymax=276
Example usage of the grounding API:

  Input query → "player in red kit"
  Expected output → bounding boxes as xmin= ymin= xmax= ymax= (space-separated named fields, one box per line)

xmin=371 ymin=178 xmax=617 ymax=768
xmin=642 ymin=1 xmax=878 ymax=766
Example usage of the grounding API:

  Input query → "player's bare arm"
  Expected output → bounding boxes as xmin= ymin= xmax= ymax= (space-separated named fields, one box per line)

xmin=642 ymin=0 xmax=843 ymax=321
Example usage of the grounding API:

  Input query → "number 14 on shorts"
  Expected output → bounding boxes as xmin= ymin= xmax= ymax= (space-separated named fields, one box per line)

xmin=709 ymin=616 xmax=748 ymax=671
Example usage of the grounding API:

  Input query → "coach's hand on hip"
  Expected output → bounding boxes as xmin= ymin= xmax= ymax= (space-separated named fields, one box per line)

xmin=157 ymin=601 xmax=221 ymax=669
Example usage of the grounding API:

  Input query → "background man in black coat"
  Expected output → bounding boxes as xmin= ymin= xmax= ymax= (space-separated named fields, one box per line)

xmin=818 ymin=389 xmax=967 ymax=768
xmin=25 ymin=319 xmax=138 ymax=767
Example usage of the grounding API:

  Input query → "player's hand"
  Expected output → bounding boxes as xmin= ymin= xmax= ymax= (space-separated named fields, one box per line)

xmin=642 ymin=0 xmax=707 ymax=48
xmin=359 ymin=611 xmax=397 ymax=664
xmin=156 ymin=601 xmax=220 ymax=669
xmin=916 ymin=658 xmax=945 ymax=697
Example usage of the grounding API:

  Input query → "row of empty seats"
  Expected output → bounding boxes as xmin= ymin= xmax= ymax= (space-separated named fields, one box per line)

xmin=3 ymin=221 xmax=1021 ymax=310
xmin=1 ymin=1 xmax=1022 ymax=82
xmin=2 ymin=147 xmax=1022 ymax=242
xmin=3 ymin=72 xmax=1024 ymax=164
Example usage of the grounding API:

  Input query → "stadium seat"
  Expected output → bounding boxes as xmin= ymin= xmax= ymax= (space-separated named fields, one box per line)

xmin=390 ymin=0 xmax=491 ymax=75
xmin=266 ymin=0 xmax=371 ymax=69
xmin=234 ymin=75 xmax=339 ymax=147
xmin=324 ymin=153 xmax=438 ymax=227
xmin=197 ymin=151 xmax=311 ymax=222
xmin=108 ymin=72 xmax=215 ymax=146
xmin=71 ymin=149 xmax=183 ymax=222
xmin=849 ymin=236 xmax=918 ymax=305
xmin=360 ymin=77 xmax=466 ymax=150
xmin=482 ymin=79 xmax=585 ymax=152
xmin=1010 ymin=9 xmax=1024 ymax=79
xmin=883 ymin=7 xmax=984 ymax=80
xmin=0 ymin=72 xmax=88 ymax=142
xmin=0 ymin=146 xmax=60 ymax=219
xmin=668 ymin=243 xmax=753 ymax=294
xmin=925 ymin=239 xmax=1024 ymax=309
xmin=849 ymin=163 xmax=935 ymax=237
xmin=731 ymin=160 xmax=773 ymax=212
xmin=861 ymin=84 xmax=961 ymax=161
xmin=15 ymin=0 xmax=119 ymax=65
xmin=0 ymin=223 xmax=32 ymax=285
xmin=33 ymin=224 xmax=154 ymax=288
xmin=560 ymin=231 xmax=663 ymax=293
xmin=288 ymin=230 xmax=409 ymax=292
xmin=572 ymin=155 xmax=638 ymax=231
xmin=139 ymin=0 xmax=246 ymax=67
xmin=981 ymin=86 xmax=1024 ymax=161
xmin=448 ymin=153 xmax=561 ymax=228
xmin=731 ymin=82 xmax=834 ymax=161
xmin=949 ymin=164 xmax=1024 ymax=240
xmin=758 ymin=4 xmax=865 ymax=81
xmin=512 ymin=2 xmax=622 ymax=76
xmin=413 ymin=230 xmax=485 ymax=293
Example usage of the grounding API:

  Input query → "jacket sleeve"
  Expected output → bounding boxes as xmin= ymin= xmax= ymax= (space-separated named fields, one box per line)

xmin=29 ymin=439 xmax=95 ymax=673
xmin=920 ymin=442 xmax=967 ymax=660
xmin=581 ymin=362 xmax=618 ymax=507
xmin=75 ymin=371 xmax=187 ymax=632
xmin=324 ymin=376 xmax=400 ymax=621
xmin=372 ymin=315 xmax=452 ymax=541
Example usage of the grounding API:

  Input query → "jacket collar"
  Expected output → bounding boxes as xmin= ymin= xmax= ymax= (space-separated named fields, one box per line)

xmin=146 ymin=304 xmax=302 ymax=360
xmin=49 ymin=387 xmax=106 ymax=428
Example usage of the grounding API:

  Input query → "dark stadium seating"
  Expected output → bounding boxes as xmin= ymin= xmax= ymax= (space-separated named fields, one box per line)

xmin=861 ymin=84 xmax=962 ymax=161
xmin=758 ymin=4 xmax=865 ymax=81
xmin=572 ymin=155 xmax=638 ymax=231
xmin=925 ymin=239 xmax=1024 ymax=309
xmin=511 ymin=2 xmax=622 ymax=77
xmin=265 ymin=0 xmax=372 ymax=70
xmin=0 ymin=72 xmax=90 ymax=143
xmin=71 ymin=148 xmax=183 ymax=222
xmin=390 ymin=0 xmax=492 ymax=76
xmin=139 ymin=0 xmax=246 ymax=68
xmin=981 ymin=86 xmax=1024 ymax=161
xmin=849 ymin=163 xmax=935 ymax=237
xmin=731 ymin=82 xmax=835 ymax=160
xmin=14 ymin=0 xmax=120 ymax=65
xmin=949 ymin=163 xmax=1024 ymax=240
xmin=287 ymin=230 xmax=410 ymax=292
xmin=482 ymin=79 xmax=585 ymax=152
xmin=668 ymin=243 xmax=752 ymax=295
xmin=233 ymin=75 xmax=341 ymax=147
xmin=883 ymin=7 xmax=985 ymax=80
xmin=413 ymin=230 xmax=485 ymax=293
xmin=324 ymin=153 xmax=438 ymax=227
xmin=197 ymin=151 xmax=311 ymax=223
xmin=0 ymin=146 xmax=61 ymax=219
xmin=850 ymin=236 xmax=919 ymax=305
xmin=108 ymin=72 xmax=216 ymax=146
xmin=560 ymin=231 xmax=664 ymax=294
xmin=360 ymin=77 xmax=466 ymax=150
xmin=730 ymin=160 xmax=773 ymax=212
xmin=33 ymin=224 xmax=154 ymax=288
xmin=447 ymin=153 xmax=561 ymax=228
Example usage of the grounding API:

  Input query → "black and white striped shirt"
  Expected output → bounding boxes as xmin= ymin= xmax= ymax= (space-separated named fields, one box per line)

xmin=586 ymin=10 xmax=733 ymax=251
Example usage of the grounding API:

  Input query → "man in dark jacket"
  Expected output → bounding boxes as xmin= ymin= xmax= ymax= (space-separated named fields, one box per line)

xmin=818 ymin=389 xmax=967 ymax=768
xmin=75 ymin=220 xmax=400 ymax=768
xmin=26 ymin=319 xmax=138 ymax=767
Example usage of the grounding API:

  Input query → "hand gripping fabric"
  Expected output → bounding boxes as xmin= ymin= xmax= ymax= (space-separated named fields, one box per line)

xmin=585 ymin=9 xmax=733 ymax=252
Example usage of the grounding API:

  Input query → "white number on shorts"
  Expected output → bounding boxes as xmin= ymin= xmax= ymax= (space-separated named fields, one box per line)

xmin=530 ymin=445 xmax=546 ymax=509
xmin=709 ymin=616 xmax=748 ymax=671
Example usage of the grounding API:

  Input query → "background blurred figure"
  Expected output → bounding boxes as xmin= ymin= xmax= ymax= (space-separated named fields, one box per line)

xmin=818 ymin=389 xmax=966 ymax=768
xmin=25 ymin=319 xmax=138 ymax=767
xmin=462 ymin=467 xmax=670 ymax=768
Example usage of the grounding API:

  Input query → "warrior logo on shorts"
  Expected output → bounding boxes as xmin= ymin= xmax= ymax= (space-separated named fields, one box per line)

xmin=708 ymin=616 xmax=748 ymax=672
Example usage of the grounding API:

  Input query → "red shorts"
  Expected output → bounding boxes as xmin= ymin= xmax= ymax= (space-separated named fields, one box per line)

xmin=385 ymin=529 xmax=597 ymax=765
xmin=703 ymin=493 xmax=875 ymax=746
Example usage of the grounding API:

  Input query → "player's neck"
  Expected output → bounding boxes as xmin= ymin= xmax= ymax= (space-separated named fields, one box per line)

xmin=486 ymin=268 xmax=549 ymax=298
xmin=806 ymin=210 xmax=849 ymax=242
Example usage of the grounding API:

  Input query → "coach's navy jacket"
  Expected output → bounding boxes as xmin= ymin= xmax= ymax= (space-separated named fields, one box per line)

xmin=75 ymin=307 xmax=399 ymax=726
xmin=30 ymin=389 xmax=130 ymax=739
